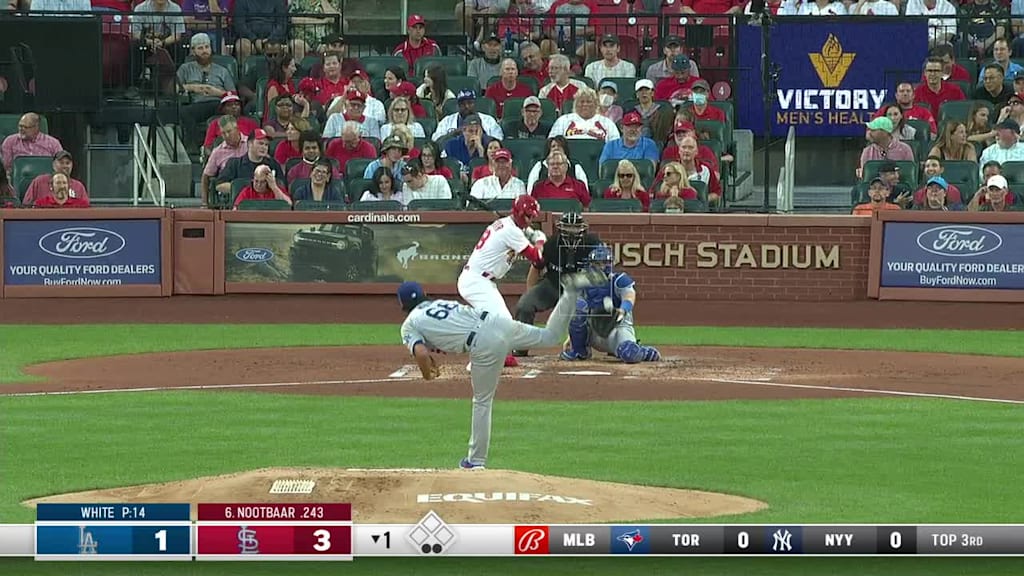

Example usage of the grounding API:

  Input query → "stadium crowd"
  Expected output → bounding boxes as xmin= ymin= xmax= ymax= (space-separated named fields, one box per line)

xmin=0 ymin=0 xmax=1022 ymax=213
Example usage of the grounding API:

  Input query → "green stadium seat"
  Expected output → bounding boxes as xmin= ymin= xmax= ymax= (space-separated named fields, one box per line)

xmin=650 ymin=198 xmax=708 ymax=213
xmin=940 ymin=160 xmax=979 ymax=197
xmin=598 ymin=159 xmax=656 ymax=180
xmin=441 ymin=96 xmax=497 ymax=118
xmin=237 ymin=199 xmax=292 ymax=210
xmin=415 ymin=56 xmax=468 ymax=78
xmin=242 ymin=55 xmax=268 ymax=82
xmin=538 ymin=198 xmax=584 ymax=213
xmin=566 ymin=139 xmax=605 ymax=180
xmin=12 ymin=155 xmax=54 ymax=201
xmin=447 ymin=75 xmax=479 ymax=97
xmin=294 ymin=200 xmax=348 ymax=211
xmin=345 ymin=159 xmax=375 ymax=184
xmin=346 ymin=178 xmax=372 ymax=203
xmin=467 ymin=197 xmax=514 ymax=212
xmin=639 ymin=58 xmax=662 ymax=79
xmin=501 ymin=97 xmax=558 ymax=123
xmin=230 ymin=178 xmax=250 ymax=205
xmin=362 ymin=56 xmax=407 ymax=81
xmin=599 ymin=77 xmax=637 ymax=102
xmin=863 ymin=160 xmax=920 ymax=188
xmin=709 ymin=100 xmax=734 ymax=130
xmin=0 ymin=114 xmax=48 ymax=140
xmin=350 ymin=200 xmax=403 ymax=211
xmin=590 ymin=198 xmax=643 ymax=212
xmin=939 ymin=100 xmax=992 ymax=123
xmin=999 ymin=161 xmax=1024 ymax=184
xmin=696 ymin=119 xmax=728 ymax=145
xmin=504 ymin=139 xmax=546 ymax=167
xmin=407 ymin=198 xmax=461 ymax=211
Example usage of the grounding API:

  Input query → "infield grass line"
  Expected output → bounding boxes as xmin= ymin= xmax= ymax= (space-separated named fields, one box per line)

xmin=704 ymin=378 xmax=1024 ymax=405
xmin=0 ymin=377 xmax=417 ymax=397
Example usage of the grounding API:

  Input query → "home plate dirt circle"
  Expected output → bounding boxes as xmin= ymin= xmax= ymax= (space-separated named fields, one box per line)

xmin=23 ymin=468 xmax=768 ymax=523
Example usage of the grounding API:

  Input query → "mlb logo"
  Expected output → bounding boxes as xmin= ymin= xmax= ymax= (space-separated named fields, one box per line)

xmin=514 ymin=526 xmax=549 ymax=555
xmin=611 ymin=526 xmax=650 ymax=554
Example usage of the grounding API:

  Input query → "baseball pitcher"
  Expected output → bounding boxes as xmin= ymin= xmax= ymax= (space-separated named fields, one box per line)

xmin=561 ymin=244 xmax=661 ymax=364
xmin=458 ymin=194 xmax=546 ymax=368
xmin=397 ymin=269 xmax=608 ymax=469
xmin=512 ymin=211 xmax=601 ymax=357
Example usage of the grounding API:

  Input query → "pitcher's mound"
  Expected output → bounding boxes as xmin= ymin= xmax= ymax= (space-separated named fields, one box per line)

xmin=24 ymin=467 xmax=766 ymax=523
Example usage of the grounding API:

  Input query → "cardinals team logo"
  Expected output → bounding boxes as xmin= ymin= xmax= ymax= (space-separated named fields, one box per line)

xmin=616 ymin=529 xmax=644 ymax=551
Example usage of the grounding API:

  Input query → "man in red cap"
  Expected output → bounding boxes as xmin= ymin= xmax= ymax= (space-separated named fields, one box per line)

xmin=661 ymin=120 xmax=721 ymax=176
xmin=344 ymin=69 xmax=387 ymax=126
xmin=323 ymin=89 xmax=382 ymax=140
xmin=484 ymin=58 xmax=535 ymax=118
xmin=471 ymin=148 xmax=527 ymax=199
xmin=215 ymin=129 xmax=284 ymax=198
xmin=598 ymin=111 xmax=659 ymax=165
xmin=394 ymin=15 xmax=441 ymax=75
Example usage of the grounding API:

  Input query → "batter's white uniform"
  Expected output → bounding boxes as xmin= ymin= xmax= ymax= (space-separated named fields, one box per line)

xmin=458 ymin=216 xmax=530 ymax=319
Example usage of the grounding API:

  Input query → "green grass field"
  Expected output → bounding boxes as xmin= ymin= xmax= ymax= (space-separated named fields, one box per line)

xmin=1 ymin=323 xmax=1021 ymax=575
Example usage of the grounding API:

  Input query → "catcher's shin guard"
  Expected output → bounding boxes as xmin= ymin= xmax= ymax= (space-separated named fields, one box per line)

xmin=562 ymin=298 xmax=591 ymax=360
xmin=616 ymin=340 xmax=662 ymax=364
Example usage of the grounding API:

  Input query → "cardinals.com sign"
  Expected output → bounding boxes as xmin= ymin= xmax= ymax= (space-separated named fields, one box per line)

xmin=737 ymin=19 xmax=930 ymax=137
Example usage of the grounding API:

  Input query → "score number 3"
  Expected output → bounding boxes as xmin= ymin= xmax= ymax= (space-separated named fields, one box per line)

xmin=313 ymin=529 xmax=332 ymax=552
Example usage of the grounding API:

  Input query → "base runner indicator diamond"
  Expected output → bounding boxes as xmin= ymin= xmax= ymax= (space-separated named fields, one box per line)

xmin=406 ymin=511 xmax=456 ymax=555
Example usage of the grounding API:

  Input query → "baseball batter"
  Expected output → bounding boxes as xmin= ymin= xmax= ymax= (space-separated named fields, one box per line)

xmin=562 ymin=245 xmax=661 ymax=363
xmin=397 ymin=269 xmax=608 ymax=469
xmin=458 ymin=194 xmax=546 ymax=368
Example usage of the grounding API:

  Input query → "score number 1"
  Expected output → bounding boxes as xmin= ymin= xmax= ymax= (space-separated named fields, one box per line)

xmin=155 ymin=530 xmax=167 ymax=552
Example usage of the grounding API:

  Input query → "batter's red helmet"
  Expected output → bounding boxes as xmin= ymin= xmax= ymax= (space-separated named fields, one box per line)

xmin=511 ymin=194 xmax=540 ymax=227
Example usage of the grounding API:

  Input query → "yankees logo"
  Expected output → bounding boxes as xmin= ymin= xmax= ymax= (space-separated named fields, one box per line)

xmin=514 ymin=526 xmax=549 ymax=555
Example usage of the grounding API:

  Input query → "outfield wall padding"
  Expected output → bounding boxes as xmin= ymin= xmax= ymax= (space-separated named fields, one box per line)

xmin=2 ymin=208 xmax=1021 ymax=301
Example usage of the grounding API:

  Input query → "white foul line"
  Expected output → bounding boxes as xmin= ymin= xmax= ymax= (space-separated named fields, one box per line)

xmin=0 ymin=377 xmax=417 ymax=398
xmin=704 ymin=377 xmax=1024 ymax=405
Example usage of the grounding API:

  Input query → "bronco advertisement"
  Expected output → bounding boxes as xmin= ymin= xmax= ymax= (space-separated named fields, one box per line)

xmin=880 ymin=223 xmax=1024 ymax=289
xmin=3 ymin=219 xmax=162 ymax=286
xmin=224 ymin=222 xmax=531 ymax=284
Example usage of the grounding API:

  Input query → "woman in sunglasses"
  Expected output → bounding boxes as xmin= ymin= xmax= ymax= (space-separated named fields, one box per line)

xmin=603 ymin=159 xmax=650 ymax=211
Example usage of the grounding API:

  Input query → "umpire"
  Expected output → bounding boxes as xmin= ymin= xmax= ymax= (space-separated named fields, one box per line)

xmin=512 ymin=211 xmax=602 ymax=357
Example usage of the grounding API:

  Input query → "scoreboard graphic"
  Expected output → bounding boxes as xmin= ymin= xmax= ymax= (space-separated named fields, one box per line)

xmin=13 ymin=503 xmax=1024 ymax=560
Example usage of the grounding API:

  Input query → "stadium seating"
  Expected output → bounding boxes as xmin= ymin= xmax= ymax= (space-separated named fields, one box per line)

xmin=238 ymin=199 xmax=291 ymax=210
xmin=590 ymin=198 xmax=643 ymax=212
xmin=12 ymin=155 xmax=53 ymax=201
xmin=350 ymin=200 xmax=403 ymax=211
xmin=408 ymin=198 xmax=461 ymax=211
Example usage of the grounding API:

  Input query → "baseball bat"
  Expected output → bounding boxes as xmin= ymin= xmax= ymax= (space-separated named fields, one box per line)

xmin=465 ymin=195 xmax=504 ymax=220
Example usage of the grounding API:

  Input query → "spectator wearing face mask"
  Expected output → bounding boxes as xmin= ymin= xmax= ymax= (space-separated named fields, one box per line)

xmin=687 ymin=79 xmax=726 ymax=123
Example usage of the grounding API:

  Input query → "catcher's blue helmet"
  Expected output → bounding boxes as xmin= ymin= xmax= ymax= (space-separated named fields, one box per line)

xmin=588 ymin=244 xmax=613 ymax=274
xmin=397 ymin=281 xmax=425 ymax=311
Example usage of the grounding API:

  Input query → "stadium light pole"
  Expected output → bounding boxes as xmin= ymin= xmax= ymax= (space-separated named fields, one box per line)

xmin=754 ymin=6 xmax=780 ymax=213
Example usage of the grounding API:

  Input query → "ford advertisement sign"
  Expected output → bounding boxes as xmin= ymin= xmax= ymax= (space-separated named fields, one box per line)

xmin=881 ymin=223 xmax=1024 ymax=289
xmin=4 ymin=219 xmax=161 ymax=286
xmin=235 ymin=248 xmax=274 ymax=263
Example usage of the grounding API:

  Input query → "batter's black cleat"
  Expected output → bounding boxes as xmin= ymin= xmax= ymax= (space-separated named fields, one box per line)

xmin=512 ymin=350 xmax=529 ymax=357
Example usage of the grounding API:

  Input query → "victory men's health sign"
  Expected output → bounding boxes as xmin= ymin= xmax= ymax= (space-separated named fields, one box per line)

xmin=737 ymin=19 xmax=930 ymax=137
xmin=880 ymin=223 xmax=1024 ymax=289
xmin=3 ymin=219 xmax=162 ymax=286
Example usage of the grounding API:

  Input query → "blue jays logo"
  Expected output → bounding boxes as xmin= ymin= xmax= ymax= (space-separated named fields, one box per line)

xmin=616 ymin=530 xmax=644 ymax=551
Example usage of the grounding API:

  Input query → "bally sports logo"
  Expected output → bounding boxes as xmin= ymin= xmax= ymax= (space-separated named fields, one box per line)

xmin=514 ymin=526 xmax=549 ymax=555
xmin=38 ymin=227 xmax=126 ymax=259
xmin=235 ymin=248 xmax=275 ymax=262
xmin=916 ymin=226 xmax=1003 ymax=258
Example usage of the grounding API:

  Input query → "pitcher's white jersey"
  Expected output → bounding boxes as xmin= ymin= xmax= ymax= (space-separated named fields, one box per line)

xmin=463 ymin=216 xmax=530 ymax=280
xmin=401 ymin=299 xmax=487 ymax=354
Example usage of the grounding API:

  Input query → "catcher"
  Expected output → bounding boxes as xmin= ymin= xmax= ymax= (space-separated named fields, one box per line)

xmin=561 ymin=244 xmax=661 ymax=363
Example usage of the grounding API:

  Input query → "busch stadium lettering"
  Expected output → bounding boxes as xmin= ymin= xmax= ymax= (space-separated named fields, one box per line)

xmin=612 ymin=242 xmax=841 ymax=269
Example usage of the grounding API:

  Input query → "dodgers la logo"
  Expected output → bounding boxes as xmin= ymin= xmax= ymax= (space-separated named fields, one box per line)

xmin=616 ymin=529 xmax=644 ymax=551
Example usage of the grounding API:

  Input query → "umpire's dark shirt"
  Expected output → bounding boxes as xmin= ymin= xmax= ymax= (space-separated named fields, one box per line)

xmin=536 ymin=232 xmax=603 ymax=283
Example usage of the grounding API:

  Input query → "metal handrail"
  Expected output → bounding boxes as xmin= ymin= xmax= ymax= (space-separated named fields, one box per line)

xmin=132 ymin=123 xmax=167 ymax=207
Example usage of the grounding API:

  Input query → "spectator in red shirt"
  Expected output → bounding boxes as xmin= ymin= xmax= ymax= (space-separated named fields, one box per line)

xmin=307 ymin=33 xmax=365 ymax=81
xmin=914 ymin=56 xmax=965 ymax=117
xmin=518 ymin=42 xmax=549 ymax=87
xmin=538 ymin=54 xmax=588 ymax=112
xmin=287 ymin=131 xmax=339 ymax=185
xmin=603 ymin=159 xmax=651 ymax=211
xmin=681 ymin=0 xmax=743 ymax=14
xmin=313 ymin=51 xmax=350 ymax=107
xmin=654 ymin=55 xmax=701 ymax=101
xmin=485 ymin=58 xmax=535 ymax=118
xmin=688 ymin=79 xmax=727 ymax=123
xmin=418 ymin=140 xmax=454 ymax=179
xmin=326 ymin=121 xmax=378 ymax=176
xmin=32 ymin=173 xmax=90 ymax=209
xmin=661 ymin=120 xmax=720 ymax=175
xmin=924 ymin=43 xmax=972 ymax=84
xmin=264 ymin=52 xmax=297 ymax=124
xmin=233 ymin=164 xmax=293 ymax=209
xmin=653 ymin=161 xmax=698 ymax=201
xmin=273 ymin=118 xmax=311 ymax=166
xmin=203 ymin=92 xmax=260 ymax=153
xmin=872 ymin=81 xmax=937 ymax=136
xmin=389 ymin=81 xmax=429 ymax=120
xmin=393 ymin=14 xmax=441 ymax=75
xmin=531 ymin=150 xmax=591 ymax=207
xmin=23 ymin=150 xmax=90 ymax=207
xmin=675 ymin=135 xmax=722 ymax=204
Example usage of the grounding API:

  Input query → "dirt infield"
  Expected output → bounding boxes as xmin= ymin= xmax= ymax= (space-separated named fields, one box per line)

xmin=7 ymin=345 xmax=1023 ymax=403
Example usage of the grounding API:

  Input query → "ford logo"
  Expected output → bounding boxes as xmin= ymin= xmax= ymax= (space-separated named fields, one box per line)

xmin=38 ymin=227 xmax=126 ymax=259
xmin=235 ymin=247 xmax=274 ymax=262
xmin=915 ymin=225 xmax=1003 ymax=258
